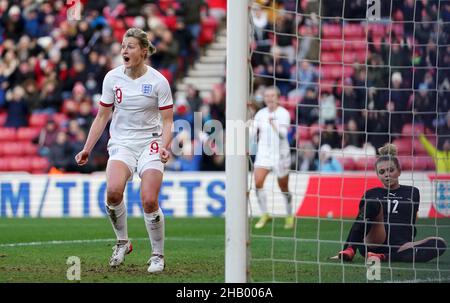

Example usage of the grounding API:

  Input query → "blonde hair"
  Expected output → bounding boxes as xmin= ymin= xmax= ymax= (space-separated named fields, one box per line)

xmin=123 ymin=27 xmax=156 ymax=58
xmin=376 ymin=143 xmax=400 ymax=170
xmin=378 ymin=143 xmax=398 ymax=157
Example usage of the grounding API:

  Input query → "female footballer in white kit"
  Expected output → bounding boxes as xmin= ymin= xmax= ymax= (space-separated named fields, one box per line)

xmin=251 ymin=86 xmax=294 ymax=229
xmin=75 ymin=28 xmax=173 ymax=273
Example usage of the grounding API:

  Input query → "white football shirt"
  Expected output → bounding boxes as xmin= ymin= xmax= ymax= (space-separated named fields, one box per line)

xmin=100 ymin=65 xmax=173 ymax=147
xmin=252 ymin=105 xmax=291 ymax=162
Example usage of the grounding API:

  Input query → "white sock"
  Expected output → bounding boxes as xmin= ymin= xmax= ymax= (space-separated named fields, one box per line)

xmin=256 ymin=189 xmax=268 ymax=214
xmin=106 ymin=201 xmax=128 ymax=241
xmin=144 ymin=208 xmax=165 ymax=256
xmin=283 ymin=192 xmax=293 ymax=215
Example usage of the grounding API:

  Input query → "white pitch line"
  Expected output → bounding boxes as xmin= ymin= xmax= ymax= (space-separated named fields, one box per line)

xmin=0 ymin=236 xmax=209 ymax=248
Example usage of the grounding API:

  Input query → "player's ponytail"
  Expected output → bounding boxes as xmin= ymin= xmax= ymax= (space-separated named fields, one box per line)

xmin=376 ymin=143 xmax=401 ymax=171
xmin=124 ymin=27 xmax=156 ymax=58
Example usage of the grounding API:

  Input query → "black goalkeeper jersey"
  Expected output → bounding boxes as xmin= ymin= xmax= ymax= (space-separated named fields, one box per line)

xmin=359 ymin=185 xmax=420 ymax=246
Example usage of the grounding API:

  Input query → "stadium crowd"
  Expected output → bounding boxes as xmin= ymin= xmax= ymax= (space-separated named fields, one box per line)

xmin=0 ymin=0 xmax=448 ymax=173
xmin=249 ymin=0 xmax=449 ymax=172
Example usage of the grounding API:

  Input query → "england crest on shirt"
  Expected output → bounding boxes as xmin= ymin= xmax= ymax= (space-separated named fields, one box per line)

xmin=142 ymin=84 xmax=153 ymax=96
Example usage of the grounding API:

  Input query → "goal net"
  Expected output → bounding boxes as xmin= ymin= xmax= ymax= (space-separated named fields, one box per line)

xmin=246 ymin=0 xmax=450 ymax=282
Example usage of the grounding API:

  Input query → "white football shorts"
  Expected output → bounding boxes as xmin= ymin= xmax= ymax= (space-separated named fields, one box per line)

xmin=254 ymin=148 xmax=291 ymax=178
xmin=107 ymin=137 xmax=164 ymax=181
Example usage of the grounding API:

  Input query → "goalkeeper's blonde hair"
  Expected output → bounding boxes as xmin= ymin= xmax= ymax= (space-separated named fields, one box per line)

xmin=376 ymin=143 xmax=401 ymax=171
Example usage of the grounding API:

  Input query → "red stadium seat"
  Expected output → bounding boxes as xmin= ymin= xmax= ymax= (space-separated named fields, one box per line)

xmin=16 ymin=127 xmax=41 ymax=142
xmin=0 ymin=158 xmax=9 ymax=171
xmin=0 ymin=127 xmax=16 ymax=141
xmin=399 ymin=156 xmax=427 ymax=171
xmin=345 ymin=41 xmax=367 ymax=51
xmin=0 ymin=142 xmax=25 ymax=156
xmin=343 ymin=24 xmax=366 ymax=41
xmin=368 ymin=24 xmax=386 ymax=38
xmin=297 ymin=125 xmax=312 ymax=141
xmin=402 ymin=123 xmax=425 ymax=137
xmin=0 ymin=112 xmax=7 ymax=125
xmin=29 ymin=113 xmax=48 ymax=128
xmin=336 ymin=156 xmax=356 ymax=170
xmin=321 ymin=64 xmax=355 ymax=80
xmin=320 ymin=40 xmax=343 ymax=52
xmin=392 ymin=138 xmax=413 ymax=155
xmin=199 ymin=16 xmax=218 ymax=46
xmin=322 ymin=24 xmax=342 ymax=39
xmin=354 ymin=156 xmax=377 ymax=171
xmin=343 ymin=51 xmax=367 ymax=64
xmin=392 ymin=23 xmax=404 ymax=37
xmin=320 ymin=52 xmax=342 ymax=63
xmin=309 ymin=123 xmax=323 ymax=137
xmin=51 ymin=113 xmax=68 ymax=127
xmin=8 ymin=157 xmax=32 ymax=172
xmin=23 ymin=142 xmax=39 ymax=156
xmin=31 ymin=156 xmax=50 ymax=173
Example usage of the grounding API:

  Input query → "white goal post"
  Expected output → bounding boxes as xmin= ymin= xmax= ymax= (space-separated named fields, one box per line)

xmin=225 ymin=0 xmax=250 ymax=283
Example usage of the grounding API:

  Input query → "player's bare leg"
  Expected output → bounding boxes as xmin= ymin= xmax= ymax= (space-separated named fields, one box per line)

xmin=141 ymin=168 xmax=165 ymax=273
xmin=254 ymin=167 xmax=271 ymax=229
xmin=106 ymin=160 xmax=133 ymax=267
xmin=278 ymin=175 xmax=294 ymax=229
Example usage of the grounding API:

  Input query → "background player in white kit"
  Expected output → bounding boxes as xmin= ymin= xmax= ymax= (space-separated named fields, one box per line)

xmin=75 ymin=28 xmax=173 ymax=273
xmin=251 ymin=86 xmax=294 ymax=229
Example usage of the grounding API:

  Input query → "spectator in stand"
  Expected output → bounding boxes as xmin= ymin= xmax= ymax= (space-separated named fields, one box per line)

xmin=48 ymin=131 xmax=73 ymax=172
xmin=297 ymin=87 xmax=319 ymax=126
xmin=251 ymin=3 xmax=272 ymax=67
xmin=208 ymin=84 xmax=226 ymax=128
xmin=296 ymin=142 xmax=317 ymax=172
xmin=179 ymin=0 xmax=209 ymax=63
xmin=341 ymin=77 xmax=363 ymax=125
xmin=414 ymin=83 xmax=437 ymax=131
xmin=3 ymin=86 xmax=29 ymax=128
xmin=76 ymin=100 xmax=95 ymax=134
xmin=262 ymin=46 xmax=292 ymax=96
xmin=152 ymin=29 xmax=179 ymax=78
xmin=38 ymin=80 xmax=62 ymax=113
xmin=69 ymin=129 xmax=95 ymax=173
xmin=274 ymin=12 xmax=295 ymax=64
xmin=316 ymin=144 xmax=343 ymax=173
xmin=419 ymin=111 xmax=450 ymax=173
xmin=343 ymin=118 xmax=364 ymax=148
xmin=319 ymin=92 xmax=337 ymax=124
xmin=186 ymin=84 xmax=203 ymax=113
xmin=288 ymin=60 xmax=319 ymax=99
xmin=320 ymin=122 xmax=341 ymax=149
xmin=22 ymin=79 xmax=40 ymax=112
xmin=297 ymin=22 xmax=320 ymax=62
xmin=390 ymin=71 xmax=412 ymax=135
xmin=1 ymin=5 xmax=24 ymax=43
xmin=34 ymin=119 xmax=58 ymax=157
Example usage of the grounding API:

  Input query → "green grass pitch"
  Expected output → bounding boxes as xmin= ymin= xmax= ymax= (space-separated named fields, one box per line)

xmin=0 ymin=217 xmax=449 ymax=282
